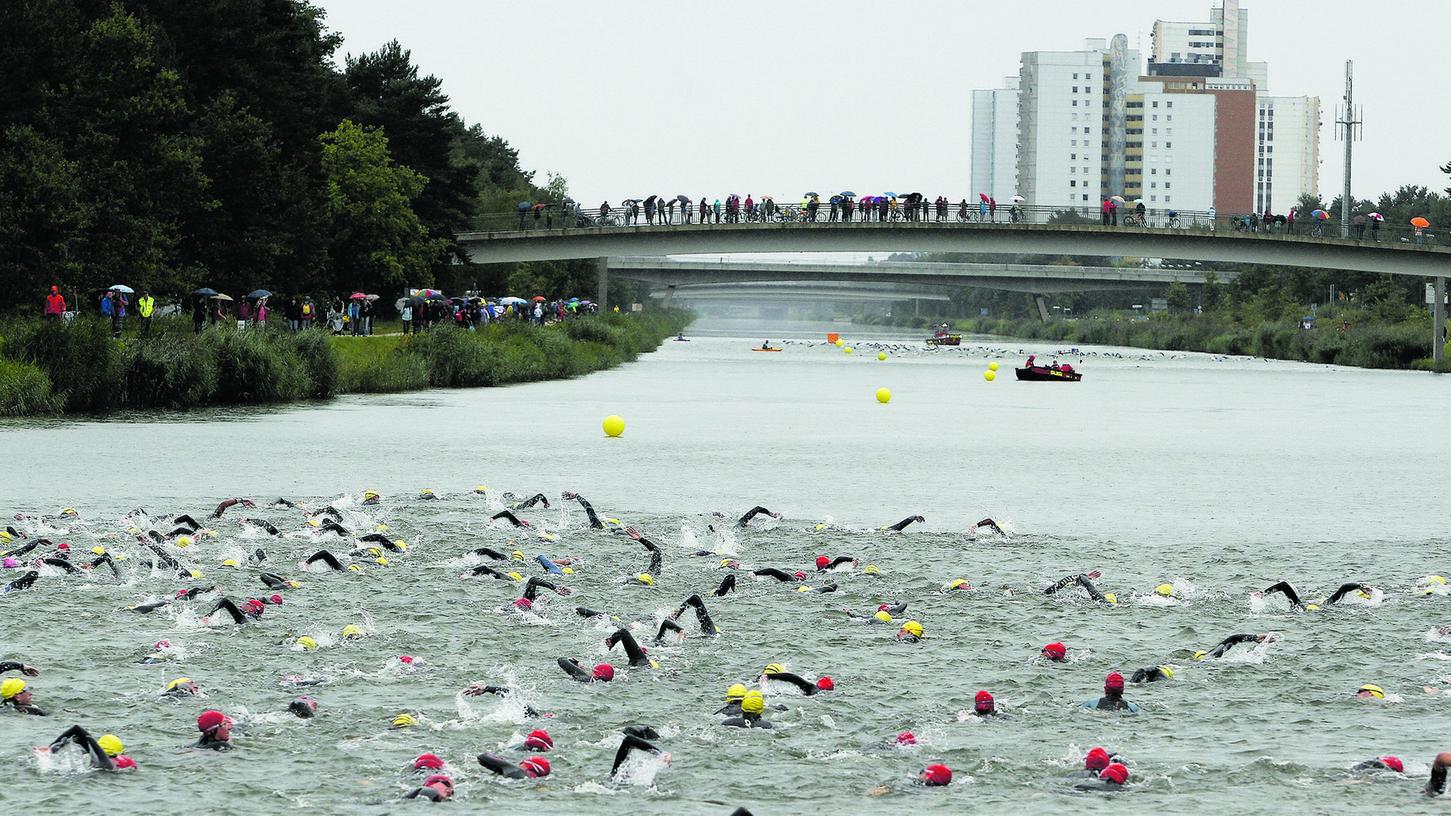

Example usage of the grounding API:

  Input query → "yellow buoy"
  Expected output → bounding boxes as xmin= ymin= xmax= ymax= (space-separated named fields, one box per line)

xmin=876 ymin=387 xmax=891 ymax=403
xmin=844 ymin=346 xmax=854 ymax=355
xmin=877 ymin=351 xmax=887 ymax=361
xmin=983 ymin=370 xmax=996 ymax=382
xmin=988 ymin=361 xmax=999 ymax=371
xmin=834 ymin=339 xmax=845 ymax=347
xmin=602 ymin=415 xmax=625 ymax=437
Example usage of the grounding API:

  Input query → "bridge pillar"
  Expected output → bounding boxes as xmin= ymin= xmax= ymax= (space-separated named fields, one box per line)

xmin=662 ymin=285 xmax=676 ymax=309
xmin=596 ymin=258 xmax=609 ymax=312
xmin=1435 ymin=276 xmax=1446 ymax=366
xmin=1034 ymin=296 xmax=1050 ymax=322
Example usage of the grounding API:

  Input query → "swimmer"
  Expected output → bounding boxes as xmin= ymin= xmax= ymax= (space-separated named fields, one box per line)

xmin=1075 ymin=762 xmax=1129 ymax=791
xmin=0 ymin=661 xmax=40 ymax=677
xmin=752 ymin=567 xmax=806 ymax=583
xmin=736 ymin=506 xmax=782 ymax=528
xmin=260 ymin=572 xmax=301 ymax=590
xmin=970 ymin=690 xmax=998 ymax=716
xmin=1129 ymin=665 xmax=1175 ymax=683
xmin=721 ymin=690 xmax=773 ymax=728
xmin=508 ymin=493 xmax=551 ymax=511
xmin=1 ymin=677 xmax=45 ymax=715
xmin=557 ymin=657 xmax=615 ymax=683
xmin=654 ymin=594 xmax=719 ymax=642
xmin=715 ymin=684 xmax=748 ymax=716
xmin=361 ymin=490 xmax=381 ymax=505
xmin=815 ymin=555 xmax=857 ymax=572
xmin=1352 ymin=755 xmax=1404 ymax=774
xmin=194 ymin=709 xmax=234 ymax=749
xmin=867 ymin=762 xmax=953 ymax=794
xmin=288 ymin=696 xmax=318 ymax=719
xmin=896 ymin=620 xmax=925 ymax=643
xmin=1257 ymin=580 xmax=1373 ymax=610
xmin=1044 ymin=570 xmax=1116 ymax=604
xmin=204 ymin=597 xmax=266 ymax=624
xmin=1428 ymin=752 xmax=1451 ymax=795
xmin=490 ymin=510 xmax=531 ymax=528
xmin=210 ymin=498 xmax=255 ymax=518
xmin=940 ymin=578 xmax=972 ymax=593
xmin=1354 ymin=683 xmax=1388 ymax=699
xmin=1082 ymin=672 xmax=1139 ymax=712
xmin=604 ymin=628 xmax=654 ymax=668
xmin=1077 ymin=746 xmax=1116 ymax=778
xmin=765 ymin=670 xmax=835 ymax=696
xmin=1194 ymin=633 xmax=1276 ymax=660
xmin=846 ymin=601 xmax=909 ymax=621
xmin=418 ymin=489 xmax=438 ymax=501
xmin=713 ymin=572 xmax=737 ymax=597
xmin=477 ymin=752 xmax=550 ymax=779
xmin=626 ymin=527 xmax=663 ymax=575
xmin=562 ymin=492 xmax=608 ymax=529
xmin=610 ymin=732 xmax=670 ymax=777
xmin=467 ymin=546 xmax=509 ymax=561
xmin=460 ymin=683 xmax=549 ymax=717
xmin=404 ymin=774 xmax=454 ymax=801
xmin=47 ymin=725 xmax=133 ymax=771
xmin=163 ymin=677 xmax=200 ymax=697
xmin=970 ymin=518 xmax=1006 ymax=536
xmin=882 ymin=514 xmax=926 ymax=532
xmin=3 ymin=570 xmax=39 ymax=593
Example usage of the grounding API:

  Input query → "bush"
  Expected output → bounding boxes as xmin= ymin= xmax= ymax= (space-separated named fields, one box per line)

xmin=123 ymin=339 xmax=219 ymax=409
xmin=292 ymin=329 xmax=340 ymax=399
xmin=0 ymin=357 xmax=59 ymax=415
xmin=205 ymin=330 xmax=307 ymax=403
xmin=7 ymin=317 xmax=124 ymax=411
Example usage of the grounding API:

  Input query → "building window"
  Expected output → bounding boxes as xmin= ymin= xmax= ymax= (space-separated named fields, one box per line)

xmin=1151 ymin=195 xmax=1158 ymax=202
xmin=1151 ymin=168 xmax=1157 ymax=175
xmin=1165 ymin=196 xmax=1171 ymax=203
xmin=1071 ymin=127 xmax=1077 ymax=133
xmin=1073 ymin=73 xmax=1079 ymax=79
xmin=1151 ymin=141 xmax=1157 ymax=148
xmin=1165 ymin=142 xmax=1172 ymax=149
xmin=1165 ymin=183 xmax=1172 ymax=190
xmin=1071 ymin=153 xmax=1077 ymax=160
xmin=1152 ymin=128 xmax=1158 ymax=135
xmin=1151 ymin=182 xmax=1157 ymax=189
xmin=1165 ymin=169 xmax=1171 ymax=176
xmin=1152 ymin=115 xmax=1158 ymax=122
xmin=1072 ymin=100 xmax=1078 ymax=107
xmin=1070 ymin=180 xmax=1077 ymax=187
xmin=1072 ymin=86 xmax=1078 ymax=93
xmin=1152 ymin=101 xmax=1159 ymax=108
xmin=1167 ymin=115 xmax=1173 ymax=122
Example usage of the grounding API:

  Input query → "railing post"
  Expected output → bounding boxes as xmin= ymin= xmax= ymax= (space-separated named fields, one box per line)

xmin=597 ymin=258 xmax=610 ymax=312
xmin=1435 ymin=275 xmax=1447 ymax=367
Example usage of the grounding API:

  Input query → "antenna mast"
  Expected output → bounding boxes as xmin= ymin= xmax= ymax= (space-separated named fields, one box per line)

xmin=1335 ymin=61 xmax=1363 ymax=238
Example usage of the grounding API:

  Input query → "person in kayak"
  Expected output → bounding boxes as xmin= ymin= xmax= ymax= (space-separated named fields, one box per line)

xmin=404 ymin=774 xmax=454 ymax=801
xmin=48 ymin=725 xmax=134 ymax=771
xmin=882 ymin=515 xmax=925 ymax=532
xmin=1 ymin=677 xmax=45 ymax=715
xmin=194 ymin=710 xmax=234 ymax=749
xmin=477 ymin=752 xmax=550 ymax=779
xmin=611 ymin=732 xmax=670 ymax=778
xmin=737 ymin=506 xmax=782 ymax=528
xmin=1082 ymin=672 xmax=1139 ymax=712
xmin=1045 ymin=571 xmax=1116 ymax=604
xmin=1193 ymin=633 xmax=1277 ymax=660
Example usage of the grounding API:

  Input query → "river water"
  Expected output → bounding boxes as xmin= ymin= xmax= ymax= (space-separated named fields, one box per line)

xmin=2 ymin=318 xmax=1450 ymax=814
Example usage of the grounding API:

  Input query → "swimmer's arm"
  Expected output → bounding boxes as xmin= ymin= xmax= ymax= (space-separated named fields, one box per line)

xmin=522 ymin=576 xmax=562 ymax=601
xmin=1207 ymin=633 xmax=1261 ymax=658
xmin=0 ymin=539 xmax=45 ymax=558
xmin=563 ymin=493 xmax=604 ymax=528
xmin=1043 ymin=575 xmax=1077 ymax=595
xmin=1325 ymin=582 xmax=1369 ymax=605
xmin=646 ymin=549 xmax=662 ymax=577
xmin=207 ymin=598 xmax=247 ymax=624
xmin=752 ymin=568 xmax=794 ymax=582
xmin=469 ymin=546 xmax=507 ymax=560
xmin=607 ymin=628 xmax=649 ymax=666
xmin=304 ymin=550 xmax=343 ymax=570
xmin=50 ymin=725 xmax=113 ymax=770
xmin=737 ymin=506 xmax=779 ymax=527
xmin=477 ymin=751 xmax=526 ymax=778
xmin=88 ymin=553 xmax=119 ymax=578
xmin=40 ymin=557 xmax=80 ymax=574
xmin=1260 ymin=581 xmax=1304 ymax=608
xmin=1427 ymin=752 xmax=1451 ymax=795
xmin=769 ymin=672 xmax=816 ymax=695
xmin=610 ymin=734 xmax=662 ymax=776
xmin=557 ymin=657 xmax=592 ymax=682
xmin=490 ymin=510 xmax=526 ymax=527
xmin=825 ymin=556 xmax=855 ymax=570
xmin=654 ymin=618 xmax=685 ymax=644
xmin=210 ymin=498 xmax=253 ymax=518
xmin=173 ymin=514 xmax=201 ymax=529
xmin=1075 ymin=574 xmax=1108 ymax=602
xmin=468 ymin=564 xmax=507 ymax=580
xmin=0 ymin=661 xmax=39 ymax=676
xmin=713 ymin=573 xmax=737 ymax=597
xmin=684 ymin=594 xmax=718 ymax=634
xmin=885 ymin=516 xmax=919 ymax=532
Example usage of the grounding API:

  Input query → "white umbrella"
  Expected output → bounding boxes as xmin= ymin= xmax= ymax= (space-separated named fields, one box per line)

xmin=109 ymin=284 xmax=135 ymax=293
xmin=498 ymin=296 xmax=528 ymax=306
xmin=1011 ymin=195 xmax=1025 ymax=203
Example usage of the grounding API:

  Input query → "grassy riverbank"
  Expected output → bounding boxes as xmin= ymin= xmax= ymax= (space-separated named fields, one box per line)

xmin=857 ymin=311 xmax=1450 ymax=372
xmin=0 ymin=311 xmax=689 ymax=416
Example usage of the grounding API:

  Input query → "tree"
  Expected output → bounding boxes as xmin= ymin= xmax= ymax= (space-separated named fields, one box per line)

xmin=1200 ymin=271 xmax=1223 ymax=313
xmin=320 ymin=120 xmax=446 ymax=293
xmin=1442 ymin=160 xmax=1451 ymax=196
xmin=1165 ymin=281 xmax=1191 ymax=312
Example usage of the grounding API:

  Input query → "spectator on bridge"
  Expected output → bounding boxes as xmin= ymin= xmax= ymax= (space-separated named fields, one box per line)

xmin=713 ymin=199 xmax=721 ymax=223
xmin=699 ymin=198 xmax=708 ymax=224
xmin=1263 ymin=208 xmax=1275 ymax=233
xmin=599 ymin=201 xmax=611 ymax=223
xmin=744 ymin=195 xmax=754 ymax=222
xmin=1101 ymin=199 xmax=1112 ymax=226
xmin=989 ymin=197 xmax=997 ymax=222
xmin=1286 ymin=207 xmax=1297 ymax=234
xmin=1207 ymin=206 xmax=1217 ymax=232
xmin=43 ymin=286 xmax=66 ymax=319
xmin=1371 ymin=216 xmax=1381 ymax=242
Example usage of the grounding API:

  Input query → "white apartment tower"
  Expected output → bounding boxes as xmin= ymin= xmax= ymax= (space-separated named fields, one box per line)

xmin=970 ymin=78 xmax=1019 ymax=202
xmin=1255 ymin=96 xmax=1320 ymax=214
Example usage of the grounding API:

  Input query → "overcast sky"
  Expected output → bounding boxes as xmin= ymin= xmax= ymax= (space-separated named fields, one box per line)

xmin=314 ymin=0 xmax=1448 ymax=206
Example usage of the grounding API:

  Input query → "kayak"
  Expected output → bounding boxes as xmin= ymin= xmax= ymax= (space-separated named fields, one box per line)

xmin=1015 ymin=365 xmax=1082 ymax=382
xmin=926 ymin=335 xmax=961 ymax=346
xmin=751 ymin=348 xmax=782 ymax=353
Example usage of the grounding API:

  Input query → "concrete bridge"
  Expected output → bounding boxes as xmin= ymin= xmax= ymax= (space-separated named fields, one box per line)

xmin=455 ymin=221 xmax=1451 ymax=361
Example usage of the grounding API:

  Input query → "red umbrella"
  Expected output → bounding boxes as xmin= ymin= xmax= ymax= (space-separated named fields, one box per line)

xmin=532 ymin=296 xmax=546 ymax=302
xmin=350 ymin=292 xmax=367 ymax=300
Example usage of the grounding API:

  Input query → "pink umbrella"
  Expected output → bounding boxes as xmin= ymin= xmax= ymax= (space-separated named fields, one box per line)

xmin=350 ymin=291 xmax=367 ymax=300
xmin=1367 ymin=212 xmax=1384 ymax=221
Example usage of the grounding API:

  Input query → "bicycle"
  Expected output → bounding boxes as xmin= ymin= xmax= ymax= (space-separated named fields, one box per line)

xmin=1121 ymin=213 xmax=1147 ymax=228
xmin=1309 ymin=223 xmax=1326 ymax=238
xmin=1165 ymin=213 xmax=1181 ymax=229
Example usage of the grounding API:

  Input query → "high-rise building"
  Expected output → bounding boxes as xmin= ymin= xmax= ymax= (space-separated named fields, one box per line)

xmin=1149 ymin=0 xmax=1268 ymax=88
xmin=1123 ymin=88 xmax=1217 ymax=212
xmin=1255 ymin=95 xmax=1320 ymax=214
xmin=970 ymin=78 xmax=1019 ymax=202
xmin=1143 ymin=76 xmax=1257 ymax=213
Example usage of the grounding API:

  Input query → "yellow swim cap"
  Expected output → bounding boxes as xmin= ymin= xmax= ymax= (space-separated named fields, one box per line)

xmin=420 ymin=489 xmax=434 ymax=497
xmin=340 ymin=624 xmax=364 ymax=639
xmin=365 ymin=547 xmax=382 ymax=557
xmin=902 ymin=620 xmax=924 ymax=638
xmin=814 ymin=523 xmax=828 ymax=531
xmin=0 ymin=530 xmax=11 ymax=542
xmin=165 ymin=676 xmax=193 ymax=691
xmin=538 ymin=532 xmax=559 ymax=543
xmin=127 ymin=527 xmax=141 ymax=535
xmin=347 ymin=564 xmax=363 ymax=573
xmin=506 ymin=571 xmax=523 ymax=582
xmin=795 ymin=585 xmax=810 ymax=592
xmin=763 ymin=663 xmax=784 ymax=676
xmin=391 ymin=713 xmax=417 ymax=728
xmin=91 ymin=546 xmax=106 ymax=556
xmin=176 ymin=536 xmax=194 ymax=548
xmin=1192 ymin=650 xmax=1208 ymax=661
xmin=97 ymin=734 xmax=124 ymax=757
xmin=1155 ymin=583 xmax=1174 ymax=598
xmin=874 ymin=610 xmax=893 ymax=623
xmin=1 ymin=678 xmax=26 ymax=699
xmin=375 ymin=557 xmax=389 ymax=566
xmin=222 ymin=559 xmax=239 ymax=567
xmin=1157 ymin=665 xmax=1176 ymax=679
xmin=720 ymin=559 xmax=734 ymax=568
xmin=726 ymin=683 xmax=747 ymax=702
xmin=473 ymin=485 xmax=488 ymax=494
xmin=1427 ymin=575 xmax=1448 ymax=586
xmin=636 ymin=573 xmax=655 ymax=586
xmin=306 ymin=518 xmax=320 ymax=527
xmin=1358 ymin=684 xmax=1386 ymax=699
xmin=296 ymin=636 xmax=318 ymax=651
xmin=374 ymin=523 xmax=389 ymax=532
xmin=1104 ymin=593 xmax=1118 ymax=605
xmin=605 ymin=518 xmax=621 ymax=526
xmin=61 ymin=507 xmax=77 ymax=517
xmin=188 ymin=570 xmax=203 ymax=579
xmin=947 ymin=578 xmax=969 ymax=590
xmin=741 ymin=690 xmax=766 ymax=715
xmin=561 ymin=567 xmax=574 ymax=575
xmin=393 ymin=540 xmax=408 ymax=551
xmin=864 ymin=564 xmax=881 ymax=575
xmin=363 ymin=490 xmax=379 ymax=499
xmin=511 ymin=550 xmax=524 ymax=561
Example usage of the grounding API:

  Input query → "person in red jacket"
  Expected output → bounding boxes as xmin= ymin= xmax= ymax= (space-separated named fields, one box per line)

xmin=43 ymin=286 xmax=66 ymax=319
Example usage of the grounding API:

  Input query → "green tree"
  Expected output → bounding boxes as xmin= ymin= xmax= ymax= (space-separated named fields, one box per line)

xmin=320 ymin=119 xmax=445 ymax=294
xmin=1165 ymin=281 xmax=1191 ymax=312
xmin=1200 ymin=271 xmax=1223 ymax=313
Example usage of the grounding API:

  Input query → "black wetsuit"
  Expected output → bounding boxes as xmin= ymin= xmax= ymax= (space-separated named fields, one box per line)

xmin=3 ymin=696 xmax=46 ymax=716
xmin=1044 ymin=574 xmax=1108 ymax=602
xmin=565 ymin=493 xmax=605 ymax=529
xmin=0 ymin=538 xmax=48 ymax=559
xmin=557 ymin=657 xmax=601 ymax=683
xmin=637 ymin=535 xmax=663 ymax=576
xmin=605 ymin=628 xmax=652 ymax=667
xmin=1326 ymin=582 xmax=1372 ymax=605
xmin=714 ymin=573 xmax=737 ymax=597
xmin=511 ymin=493 xmax=550 ymax=510
xmin=469 ymin=564 xmax=513 ymax=580
xmin=288 ymin=699 xmax=316 ymax=719
xmin=318 ymin=519 xmax=350 ymax=537
xmin=194 ymin=734 xmax=232 ymax=750
xmin=752 ymin=568 xmax=799 ymax=583
xmin=206 ymin=597 xmax=262 ymax=624
xmin=667 ymin=594 xmax=718 ymax=636
xmin=40 ymin=556 xmax=79 ymax=574
xmin=468 ymin=546 xmax=508 ymax=560
xmin=465 ymin=685 xmax=545 ymax=718
xmin=766 ymin=671 xmax=821 ymax=695
xmin=3 ymin=571 xmax=39 ymax=593
xmin=173 ymin=514 xmax=201 ymax=531
xmin=610 ymin=733 xmax=666 ymax=776
xmin=721 ymin=712 xmax=773 ymax=729
xmin=1353 ymin=758 xmax=1401 ymax=773
xmin=1085 ymin=691 xmax=1137 ymax=712
xmin=818 ymin=556 xmax=854 ymax=571
xmin=403 ymin=786 xmax=445 ymax=801
xmin=1205 ymin=633 xmax=1262 ymax=659
xmin=477 ymin=752 xmax=528 ymax=779
xmin=271 ymin=498 xmax=298 ymax=509
xmin=242 ymin=518 xmax=280 ymax=536
xmin=491 ymin=510 xmax=527 ymax=527
xmin=521 ymin=576 xmax=558 ymax=601
xmin=304 ymin=550 xmax=345 ymax=570
xmin=260 ymin=573 xmax=294 ymax=590
xmin=885 ymin=515 xmax=925 ymax=532
xmin=737 ymin=506 xmax=777 ymax=528
xmin=972 ymin=517 xmax=1005 ymax=535
xmin=140 ymin=541 xmax=194 ymax=578
xmin=0 ymin=661 xmax=35 ymax=675
xmin=49 ymin=725 xmax=115 ymax=769
xmin=1130 ymin=666 xmax=1171 ymax=683
xmin=358 ymin=532 xmax=404 ymax=551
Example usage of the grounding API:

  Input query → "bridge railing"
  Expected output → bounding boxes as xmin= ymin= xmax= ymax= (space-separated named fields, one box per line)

xmin=467 ymin=203 xmax=1444 ymax=248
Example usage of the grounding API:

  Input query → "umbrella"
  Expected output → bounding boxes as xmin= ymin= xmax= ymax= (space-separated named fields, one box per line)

xmin=394 ymin=298 xmax=408 ymax=311
xmin=415 ymin=288 xmax=442 ymax=298
xmin=350 ymin=292 xmax=368 ymax=300
xmin=830 ymin=195 xmax=842 ymax=203
xmin=193 ymin=287 xmax=219 ymax=297
xmin=1367 ymin=212 xmax=1385 ymax=221
xmin=532 ymin=295 xmax=546 ymax=302
xmin=366 ymin=294 xmax=380 ymax=301
xmin=839 ymin=191 xmax=856 ymax=198
xmin=580 ymin=300 xmax=593 ymax=305
xmin=1011 ymin=195 xmax=1025 ymax=203
xmin=247 ymin=289 xmax=272 ymax=299
xmin=426 ymin=292 xmax=449 ymax=302
xmin=1311 ymin=209 xmax=1329 ymax=220
xmin=1111 ymin=195 xmax=1126 ymax=203
xmin=499 ymin=296 xmax=528 ymax=306
xmin=1133 ymin=199 xmax=1145 ymax=206
xmin=676 ymin=195 xmax=691 ymax=205
xmin=210 ymin=293 xmax=234 ymax=301
xmin=109 ymin=284 xmax=135 ymax=294
xmin=517 ymin=201 xmax=531 ymax=210
xmin=883 ymin=191 xmax=898 ymax=197
xmin=568 ymin=297 xmax=580 ymax=302
xmin=1412 ymin=216 xmax=1431 ymax=228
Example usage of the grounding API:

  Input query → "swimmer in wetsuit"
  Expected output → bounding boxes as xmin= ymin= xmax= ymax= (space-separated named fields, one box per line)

xmin=611 ymin=732 xmax=669 ymax=777
xmin=1129 ymin=665 xmax=1176 ymax=683
xmin=478 ymin=752 xmax=550 ymax=779
xmin=194 ymin=709 xmax=234 ymax=749
xmin=563 ymin=492 xmax=607 ymax=529
xmin=763 ymin=670 xmax=835 ymax=696
xmin=490 ymin=510 xmax=531 ymax=528
xmin=0 ymin=661 xmax=40 ymax=678
xmin=713 ymin=572 xmax=737 ymax=597
xmin=1082 ymin=672 xmax=1139 ymax=712
xmin=737 ymin=506 xmax=782 ymax=528
xmin=605 ymin=628 xmax=654 ymax=668
xmin=1258 ymin=580 xmax=1372 ymax=610
xmin=1 ymin=677 xmax=45 ymax=715
xmin=627 ymin=527 xmax=663 ymax=575
xmin=721 ymin=690 xmax=773 ymax=728
xmin=815 ymin=555 xmax=857 ymax=572
xmin=461 ymin=683 xmax=548 ymax=718
xmin=48 ymin=725 xmax=133 ymax=770
xmin=1194 ymin=632 xmax=1276 ymax=660
xmin=404 ymin=774 xmax=454 ymax=801
xmin=211 ymin=498 xmax=255 ymax=518
xmin=3 ymin=570 xmax=39 ymax=593
xmin=970 ymin=518 xmax=1006 ymax=536
xmin=205 ymin=597 xmax=266 ymax=624
xmin=654 ymin=594 xmax=719 ymax=643
xmin=1352 ymin=755 xmax=1404 ymax=774
xmin=508 ymin=493 xmax=550 ymax=511
xmin=752 ymin=567 xmax=807 ymax=583
xmin=558 ymin=657 xmax=615 ymax=683
xmin=1044 ymin=570 xmax=1115 ymax=604
xmin=882 ymin=514 xmax=926 ymax=532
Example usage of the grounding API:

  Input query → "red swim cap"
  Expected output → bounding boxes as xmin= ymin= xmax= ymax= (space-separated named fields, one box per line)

xmin=920 ymin=763 xmax=952 ymax=786
xmin=1100 ymin=762 xmax=1129 ymax=785
xmin=877 ymin=603 xmax=891 ymax=611
xmin=592 ymin=663 xmax=614 ymax=681
xmin=398 ymin=655 xmax=415 ymax=664
xmin=895 ymin=730 xmax=917 ymax=746
xmin=524 ymin=728 xmax=554 ymax=751
xmin=792 ymin=571 xmax=807 ymax=581
xmin=1042 ymin=642 xmax=1066 ymax=661
xmin=269 ymin=594 xmax=284 ymax=605
xmin=112 ymin=755 xmax=137 ymax=770
xmin=1105 ymin=671 xmax=1125 ymax=691
xmin=815 ymin=676 xmax=835 ymax=691
xmin=243 ymin=599 xmax=264 ymax=614
xmin=413 ymin=753 xmax=445 ymax=770
xmin=197 ymin=709 xmax=228 ymax=734
xmin=974 ymin=690 xmax=994 ymax=712
xmin=520 ymin=756 xmax=551 ymax=778
xmin=422 ymin=774 xmax=452 ymax=787
xmin=513 ymin=597 xmax=533 ymax=610
xmin=1379 ymin=755 xmax=1405 ymax=773
xmin=1084 ymin=747 xmax=1111 ymax=771
xmin=815 ymin=556 xmax=830 ymax=569
xmin=57 ymin=542 xmax=69 ymax=550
